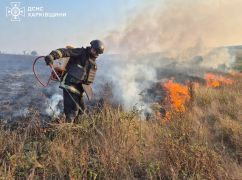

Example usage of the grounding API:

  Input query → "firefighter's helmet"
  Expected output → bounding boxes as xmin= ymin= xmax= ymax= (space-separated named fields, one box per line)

xmin=90 ymin=40 xmax=104 ymax=54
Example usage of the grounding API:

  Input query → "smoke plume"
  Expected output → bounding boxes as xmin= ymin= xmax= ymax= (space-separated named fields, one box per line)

xmin=98 ymin=0 xmax=241 ymax=110
xmin=105 ymin=0 xmax=242 ymax=58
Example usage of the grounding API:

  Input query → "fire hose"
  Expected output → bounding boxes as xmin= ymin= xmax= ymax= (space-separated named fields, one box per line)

xmin=33 ymin=56 xmax=51 ymax=87
xmin=32 ymin=56 xmax=84 ymax=114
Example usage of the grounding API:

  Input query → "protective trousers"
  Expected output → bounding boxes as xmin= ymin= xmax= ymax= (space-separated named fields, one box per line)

xmin=63 ymin=89 xmax=86 ymax=123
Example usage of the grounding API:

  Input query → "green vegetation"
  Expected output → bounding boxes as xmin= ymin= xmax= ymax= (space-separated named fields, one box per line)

xmin=0 ymin=78 xmax=242 ymax=179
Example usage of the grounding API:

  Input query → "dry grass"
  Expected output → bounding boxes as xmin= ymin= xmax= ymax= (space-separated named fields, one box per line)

xmin=0 ymin=78 xmax=242 ymax=179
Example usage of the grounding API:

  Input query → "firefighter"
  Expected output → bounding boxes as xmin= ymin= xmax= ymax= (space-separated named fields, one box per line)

xmin=45 ymin=40 xmax=104 ymax=122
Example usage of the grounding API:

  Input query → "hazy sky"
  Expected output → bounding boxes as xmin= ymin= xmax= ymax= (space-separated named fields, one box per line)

xmin=0 ymin=0 xmax=145 ymax=54
xmin=1 ymin=0 xmax=242 ymax=56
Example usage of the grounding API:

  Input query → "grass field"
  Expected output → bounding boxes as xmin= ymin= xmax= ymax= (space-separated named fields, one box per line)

xmin=0 ymin=75 xmax=242 ymax=179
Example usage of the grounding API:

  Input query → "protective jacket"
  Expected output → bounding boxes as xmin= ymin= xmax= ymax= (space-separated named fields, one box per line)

xmin=48 ymin=47 xmax=97 ymax=95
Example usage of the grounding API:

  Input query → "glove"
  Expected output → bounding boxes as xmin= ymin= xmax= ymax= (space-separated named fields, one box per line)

xmin=45 ymin=55 xmax=54 ymax=66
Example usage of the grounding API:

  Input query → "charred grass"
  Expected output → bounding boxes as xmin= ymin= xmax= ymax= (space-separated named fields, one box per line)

xmin=0 ymin=79 xmax=242 ymax=179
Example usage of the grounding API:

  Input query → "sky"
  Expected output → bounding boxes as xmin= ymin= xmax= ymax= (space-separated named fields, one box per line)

xmin=0 ymin=0 xmax=145 ymax=55
xmin=1 ymin=0 xmax=242 ymax=56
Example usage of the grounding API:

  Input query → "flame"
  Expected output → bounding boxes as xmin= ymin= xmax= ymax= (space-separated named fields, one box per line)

xmin=163 ymin=80 xmax=190 ymax=113
xmin=157 ymin=73 xmax=235 ymax=121
xmin=205 ymin=73 xmax=233 ymax=87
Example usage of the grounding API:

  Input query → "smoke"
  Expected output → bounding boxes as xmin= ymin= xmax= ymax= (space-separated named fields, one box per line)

xmin=112 ymin=62 xmax=155 ymax=110
xmin=45 ymin=94 xmax=63 ymax=117
xmin=98 ymin=0 xmax=241 ymax=111
xmin=201 ymin=48 xmax=235 ymax=70
xmin=105 ymin=0 xmax=242 ymax=58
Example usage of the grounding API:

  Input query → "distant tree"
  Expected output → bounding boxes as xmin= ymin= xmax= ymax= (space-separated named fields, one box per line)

xmin=31 ymin=50 xmax=38 ymax=56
